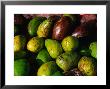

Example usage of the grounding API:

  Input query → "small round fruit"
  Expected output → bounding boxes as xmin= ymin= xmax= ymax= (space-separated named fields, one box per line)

xmin=78 ymin=56 xmax=97 ymax=76
xmin=14 ymin=35 xmax=26 ymax=52
xmin=36 ymin=49 xmax=52 ymax=66
xmin=27 ymin=37 xmax=44 ymax=53
xmin=37 ymin=61 xmax=58 ymax=76
xmin=61 ymin=36 xmax=78 ymax=52
xmin=14 ymin=59 xmax=30 ymax=76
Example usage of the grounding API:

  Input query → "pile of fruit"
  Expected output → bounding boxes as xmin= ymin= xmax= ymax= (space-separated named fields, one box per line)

xmin=14 ymin=14 xmax=97 ymax=76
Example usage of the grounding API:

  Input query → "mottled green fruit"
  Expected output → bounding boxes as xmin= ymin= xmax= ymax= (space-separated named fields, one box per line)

xmin=37 ymin=19 xmax=53 ymax=38
xmin=62 ymin=36 xmax=78 ymax=52
xmin=14 ymin=50 xmax=27 ymax=59
xmin=37 ymin=61 xmax=58 ymax=76
xmin=28 ymin=17 xmax=46 ymax=36
xmin=27 ymin=37 xmax=44 ymax=53
xmin=45 ymin=39 xmax=63 ymax=59
xmin=89 ymin=42 xmax=97 ymax=58
xmin=14 ymin=59 xmax=30 ymax=76
xmin=78 ymin=56 xmax=97 ymax=76
xmin=56 ymin=52 xmax=79 ymax=72
xmin=52 ymin=71 xmax=63 ymax=76
xmin=14 ymin=35 xmax=26 ymax=52
xmin=36 ymin=49 xmax=52 ymax=66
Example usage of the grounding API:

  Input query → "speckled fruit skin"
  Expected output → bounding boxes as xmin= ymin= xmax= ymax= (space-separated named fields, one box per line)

xmin=56 ymin=52 xmax=79 ymax=72
xmin=45 ymin=39 xmax=63 ymax=59
xmin=28 ymin=17 xmax=46 ymax=36
xmin=27 ymin=37 xmax=44 ymax=53
xmin=37 ymin=19 xmax=53 ymax=38
xmin=14 ymin=35 xmax=26 ymax=52
xmin=37 ymin=61 xmax=58 ymax=76
xmin=78 ymin=56 xmax=97 ymax=76
xmin=61 ymin=36 xmax=78 ymax=52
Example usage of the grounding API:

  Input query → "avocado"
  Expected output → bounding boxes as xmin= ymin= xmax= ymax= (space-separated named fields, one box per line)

xmin=37 ymin=19 xmax=53 ymax=38
xmin=36 ymin=49 xmax=52 ymax=66
xmin=45 ymin=39 xmax=63 ymax=59
xmin=78 ymin=56 xmax=97 ymax=76
xmin=14 ymin=35 xmax=26 ymax=52
xmin=56 ymin=51 xmax=79 ymax=72
xmin=37 ymin=61 xmax=58 ymax=76
xmin=14 ymin=59 xmax=30 ymax=76
xmin=28 ymin=17 xmax=46 ymax=36
xmin=61 ymin=36 xmax=78 ymax=52
xmin=27 ymin=37 xmax=44 ymax=53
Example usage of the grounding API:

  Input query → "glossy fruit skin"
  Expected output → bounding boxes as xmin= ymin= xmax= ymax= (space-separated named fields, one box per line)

xmin=56 ymin=52 xmax=79 ymax=72
xmin=37 ymin=19 xmax=53 ymax=38
xmin=28 ymin=17 xmax=46 ymax=36
xmin=78 ymin=56 xmax=97 ymax=76
xmin=52 ymin=16 xmax=71 ymax=40
xmin=36 ymin=49 xmax=52 ymax=66
xmin=64 ymin=68 xmax=83 ymax=76
xmin=14 ymin=35 xmax=26 ymax=52
xmin=61 ymin=36 xmax=78 ymax=52
xmin=72 ymin=25 xmax=88 ymax=38
xmin=45 ymin=39 xmax=63 ymax=59
xmin=37 ymin=61 xmax=58 ymax=76
xmin=27 ymin=37 xmax=44 ymax=53
xmin=14 ymin=59 xmax=30 ymax=76
xmin=89 ymin=42 xmax=97 ymax=59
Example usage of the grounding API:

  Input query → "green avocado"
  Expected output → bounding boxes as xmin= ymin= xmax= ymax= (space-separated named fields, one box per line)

xmin=14 ymin=35 xmax=26 ymax=52
xmin=14 ymin=59 xmax=30 ymax=76
xmin=37 ymin=19 xmax=53 ymax=38
xmin=37 ymin=61 xmax=58 ymax=76
xmin=14 ymin=50 xmax=27 ymax=59
xmin=89 ymin=42 xmax=97 ymax=59
xmin=27 ymin=37 xmax=44 ymax=53
xmin=56 ymin=51 xmax=79 ymax=72
xmin=61 ymin=36 xmax=78 ymax=52
xmin=28 ymin=17 xmax=46 ymax=36
xmin=45 ymin=39 xmax=63 ymax=59
xmin=36 ymin=49 xmax=52 ymax=66
xmin=78 ymin=56 xmax=97 ymax=76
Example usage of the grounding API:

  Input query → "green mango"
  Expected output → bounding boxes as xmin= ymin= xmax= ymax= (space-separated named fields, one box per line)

xmin=37 ymin=19 xmax=53 ymax=38
xmin=28 ymin=17 xmax=46 ymax=36
xmin=56 ymin=51 xmax=79 ymax=72
xmin=14 ymin=50 xmax=27 ymax=59
xmin=61 ymin=36 xmax=78 ymax=52
xmin=45 ymin=39 xmax=63 ymax=59
xmin=14 ymin=59 xmax=30 ymax=76
xmin=27 ymin=37 xmax=44 ymax=53
xmin=14 ymin=35 xmax=26 ymax=52
xmin=89 ymin=42 xmax=97 ymax=59
xmin=36 ymin=49 xmax=52 ymax=66
xmin=78 ymin=56 xmax=97 ymax=76
xmin=37 ymin=61 xmax=58 ymax=76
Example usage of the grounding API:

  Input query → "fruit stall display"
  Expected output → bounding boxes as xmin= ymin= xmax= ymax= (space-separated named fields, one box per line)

xmin=14 ymin=14 xmax=97 ymax=76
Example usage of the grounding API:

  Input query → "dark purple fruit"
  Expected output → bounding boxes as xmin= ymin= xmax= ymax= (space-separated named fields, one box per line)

xmin=64 ymin=68 xmax=83 ymax=76
xmin=72 ymin=25 xmax=88 ymax=38
xmin=52 ymin=16 xmax=71 ymax=40
xmin=14 ymin=14 xmax=25 ymax=24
